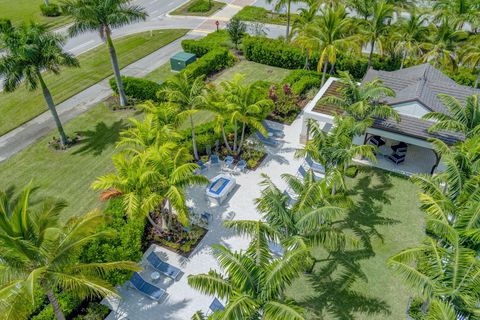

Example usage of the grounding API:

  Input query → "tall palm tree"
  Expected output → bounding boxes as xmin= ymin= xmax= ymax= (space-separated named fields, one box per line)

xmin=266 ymin=0 xmax=301 ymax=40
xmin=0 ymin=21 xmax=79 ymax=147
xmin=345 ymin=0 xmax=374 ymax=20
xmin=321 ymin=71 xmax=398 ymax=122
xmin=219 ymin=74 xmax=271 ymax=154
xmin=360 ymin=0 xmax=394 ymax=69
xmin=0 ymin=184 xmax=138 ymax=320
xmin=462 ymin=34 xmax=480 ymax=88
xmin=188 ymin=241 xmax=309 ymax=319
xmin=294 ymin=5 xmax=360 ymax=86
xmin=392 ymin=11 xmax=429 ymax=69
xmin=62 ymin=0 xmax=147 ymax=107
xmin=161 ymin=73 xmax=206 ymax=160
xmin=420 ymin=20 xmax=468 ymax=70
xmin=433 ymin=0 xmax=479 ymax=29
xmin=423 ymin=94 xmax=480 ymax=138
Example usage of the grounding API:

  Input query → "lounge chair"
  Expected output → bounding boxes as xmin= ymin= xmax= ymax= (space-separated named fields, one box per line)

xmin=146 ymin=252 xmax=181 ymax=280
xmin=298 ymin=165 xmax=321 ymax=181
xmin=194 ymin=160 xmax=207 ymax=175
xmin=256 ymin=131 xmax=278 ymax=147
xmin=130 ymin=272 xmax=166 ymax=301
xmin=389 ymin=153 xmax=405 ymax=165
xmin=305 ymin=155 xmax=326 ymax=174
xmin=209 ymin=297 xmax=225 ymax=313
xmin=391 ymin=142 xmax=408 ymax=154
xmin=224 ymin=156 xmax=234 ymax=168
xmin=201 ymin=211 xmax=212 ymax=224
xmin=210 ymin=154 xmax=220 ymax=166
xmin=262 ymin=120 xmax=285 ymax=138
xmin=283 ymin=190 xmax=296 ymax=207
xmin=235 ymin=159 xmax=247 ymax=172
xmin=268 ymin=241 xmax=284 ymax=256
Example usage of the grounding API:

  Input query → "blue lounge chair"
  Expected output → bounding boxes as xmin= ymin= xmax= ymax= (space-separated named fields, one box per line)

xmin=224 ymin=156 xmax=234 ymax=168
xmin=235 ymin=159 xmax=247 ymax=172
xmin=209 ymin=297 xmax=225 ymax=312
xmin=130 ymin=272 xmax=166 ymax=301
xmin=268 ymin=241 xmax=284 ymax=256
xmin=282 ymin=190 xmax=296 ymax=207
xmin=305 ymin=155 xmax=326 ymax=174
xmin=298 ymin=165 xmax=321 ymax=181
xmin=197 ymin=160 xmax=207 ymax=171
xmin=201 ymin=211 xmax=212 ymax=224
xmin=210 ymin=154 xmax=220 ymax=166
xmin=256 ymin=131 xmax=278 ymax=147
xmin=146 ymin=252 xmax=181 ymax=280
xmin=262 ymin=120 xmax=285 ymax=138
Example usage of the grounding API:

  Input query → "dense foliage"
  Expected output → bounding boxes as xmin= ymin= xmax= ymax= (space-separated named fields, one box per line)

xmin=282 ymin=69 xmax=324 ymax=95
xmin=182 ymin=48 xmax=236 ymax=79
xmin=109 ymin=76 xmax=163 ymax=102
xmin=39 ymin=3 xmax=62 ymax=17
xmin=181 ymin=30 xmax=231 ymax=57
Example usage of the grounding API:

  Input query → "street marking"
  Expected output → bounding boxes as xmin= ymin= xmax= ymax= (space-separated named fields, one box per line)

xmin=191 ymin=29 xmax=211 ymax=34
xmin=209 ymin=16 xmax=229 ymax=21
xmin=227 ymin=3 xmax=242 ymax=8
xmin=151 ymin=9 xmax=159 ymax=14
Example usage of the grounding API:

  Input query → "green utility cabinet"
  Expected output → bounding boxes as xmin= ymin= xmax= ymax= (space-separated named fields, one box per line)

xmin=170 ymin=52 xmax=197 ymax=71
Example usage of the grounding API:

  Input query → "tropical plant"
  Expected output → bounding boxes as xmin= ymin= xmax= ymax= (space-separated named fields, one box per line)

xmin=226 ymin=17 xmax=247 ymax=50
xmin=161 ymin=73 xmax=206 ymax=160
xmin=293 ymin=5 xmax=360 ymax=86
xmin=62 ymin=0 xmax=147 ymax=107
xmin=462 ymin=34 xmax=480 ymax=88
xmin=391 ymin=10 xmax=429 ymax=69
xmin=360 ymin=0 xmax=394 ymax=69
xmin=423 ymin=94 xmax=480 ymax=138
xmin=0 ymin=21 xmax=79 ymax=147
xmin=188 ymin=239 xmax=309 ymax=319
xmin=266 ymin=0 xmax=301 ymax=39
xmin=345 ymin=0 xmax=374 ymax=20
xmin=433 ymin=0 xmax=480 ymax=29
xmin=321 ymin=71 xmax=398 ymax=121
xmin=0 ymin=184 xmax=138 ymax=320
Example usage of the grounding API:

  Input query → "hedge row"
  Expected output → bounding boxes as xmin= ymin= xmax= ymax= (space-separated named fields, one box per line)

xmin=182 ymin=47 xmax=236 ymax=79
xmin=181 ymin=30 xmax=231 ymax=57
xmin=282 ymin=69 xmax=324 ymax=96
xmin=109 ymin=76 xmax=162 ymax=102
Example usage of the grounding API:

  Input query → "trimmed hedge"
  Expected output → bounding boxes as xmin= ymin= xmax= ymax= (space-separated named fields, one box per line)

xmin=181 ymin=30 xmax=231 ymax=57
xmin=282 ymin=69 xmax=324 ymax=95
xmin=181 ymin=48 xmax=235 ymax=78
xmin=40 ymin=3 xmax=61 ymax=17
xmin=109 ymin=76 xmax=162 ymax=102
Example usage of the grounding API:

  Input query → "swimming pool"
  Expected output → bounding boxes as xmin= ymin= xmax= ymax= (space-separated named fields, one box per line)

xmin=206 ymin=174 xmax=237 ymax=205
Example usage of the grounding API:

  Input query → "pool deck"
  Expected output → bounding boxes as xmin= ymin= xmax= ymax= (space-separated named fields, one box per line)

xmin=103 ymin=117 xmax=306 ymax=320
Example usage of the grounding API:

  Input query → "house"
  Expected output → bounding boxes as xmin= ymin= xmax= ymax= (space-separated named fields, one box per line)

xmin=300 ymin=64 xmax=479 ymax=176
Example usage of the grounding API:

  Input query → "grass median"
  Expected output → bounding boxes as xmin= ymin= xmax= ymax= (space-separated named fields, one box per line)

xmin=0 ymin=29 xmax=189 ymax=136
xmin=0 ymin=0 xmax=71 ymax=29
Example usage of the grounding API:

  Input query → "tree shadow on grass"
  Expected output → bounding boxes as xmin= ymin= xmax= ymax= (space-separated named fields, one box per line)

xmin=297 ymin=169 xmax=401 ymax=319
xmin=73 ymin=120 xmax=127 ymax=156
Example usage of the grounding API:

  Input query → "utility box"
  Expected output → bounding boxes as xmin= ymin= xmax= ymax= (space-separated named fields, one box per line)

xmin=170 ymin=52 xmax=196 ymax=72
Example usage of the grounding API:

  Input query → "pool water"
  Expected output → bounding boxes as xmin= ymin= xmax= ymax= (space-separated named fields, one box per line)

xmin=209 ymin=178 xmax=230 ymax=195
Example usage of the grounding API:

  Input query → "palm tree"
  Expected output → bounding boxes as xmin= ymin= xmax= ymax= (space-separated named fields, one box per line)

xmin=161 ymin=73 xmax=206 ymax=160
xmin=433 ymin=0 xmax=479 ymax=29
xmin=392 ymin=10 xmax=429 ymax=69
xmin=345 ymin=0 xmax=374 ymax=20
xmin=462 ymin=34 xmax=480 ymax=88
xmin=0 ymin=184 xmax=138 ymax=320
xmin=360 ymin=0 xmax=394 ymax=69
xmin=62 ymin=0 xmax=147 ymax=107
xmin=219 ymin=74 xmax=272 ymax=154
xmin=266 ymin=0 xmax=302 ymax=40
xmin=321 ymin=71 xmax=399 ymax=122
xmin=188 ymin=241 xmax=309 ymax=319
xmin=420 ymin=20 xmax=468 ymax=69
xmin=0 ymin=21 xmax=79 ymax=147
xmin=423 ymin=94 xmax=480 ymax=138
xmin=294 ymin=5 xmax=360 ymax=86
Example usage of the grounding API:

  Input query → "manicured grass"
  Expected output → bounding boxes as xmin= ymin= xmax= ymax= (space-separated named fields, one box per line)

xmin=0 ymin=102 xmax=136 ymax=220
xmin=285 ymin=168 xmax=425 ymax=319
xmin=0 ymin=29 xmax=189 ymax=136
xmin=0 ymin=0 xmax=71 ymax=29
xmin=212 ymin=60 xmax=290 ymax=84
xmin=144 ymin=63 xmax=176 ymax=83
xmin=234 ymin=6 xmax=298 ymax=26
xmin=170 ymin=0 xmax=226 ymax=17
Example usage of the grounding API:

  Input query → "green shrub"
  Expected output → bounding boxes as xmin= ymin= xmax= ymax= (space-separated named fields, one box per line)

xmin=444 ymin=67 xmax=479 ymax=88
xmin=109 ymin=76 xmax=162 ymax=102
xmin=32 ymin=293 xmax=82 ymax=320
xmin=73 ymin=302 xmax=111 ymax=320
xmin=40 ymin=3 xmax=61 ymax=17
xmin=182 ymin=48 xmax=235 ymax=79
xmin=291 ymin=76 xmax=322 ymax=96
xmin=282 ymin=69 xmax=319 ymax=84
xmin=188 ymin=0 xmax=211 ymax=12
xmin=181 ymin=30 xmax=231 ymax=57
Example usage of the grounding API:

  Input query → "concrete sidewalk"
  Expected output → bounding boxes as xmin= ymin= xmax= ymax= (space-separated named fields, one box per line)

xmin=0 ymin=33 xmax=199 ymax=162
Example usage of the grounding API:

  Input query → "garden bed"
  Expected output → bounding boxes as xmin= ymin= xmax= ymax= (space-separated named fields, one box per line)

xmin=234 ymin=6 xmax=298 ymax=26
xmin=170 ymin=0 xmax=226 ymax=16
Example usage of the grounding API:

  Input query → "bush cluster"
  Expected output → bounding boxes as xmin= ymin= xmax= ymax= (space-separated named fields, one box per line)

xmin=181 ymin=30 xmax=231 ymax=57
xmin=182 ymin=48 xmax=235 ymax=79
xmin=32 ymin=293 xmax=82 ymax=320
xmin=39 ymin=3 xmax=61 ymax=17
xmin=109 ymin=76 xmax=162 ymax=102
xmin=283 ymin=69 xmax=324 ymax=96
xmin=188 ymin=0 xmax=212 ymax=12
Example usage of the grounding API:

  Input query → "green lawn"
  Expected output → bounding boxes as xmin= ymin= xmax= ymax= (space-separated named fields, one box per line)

xmin=144 ymin=63 xmax=176 ymax=83
xmin=286 ymin=168 xmax=425 ymax=319
xmin=0 ymin=0 xmax=71 ymax=29
xmin=0 ymin=102 xmax=136 ymax=220
xmin=0 ymin=29 xmax=189 ymax=136
xmin=169 ymin=0 xmax=226 ymax=17
xmin=234 ymin=6 xmax=299 ymax=26
xmin=212 ymin=60 xmax=290 ymax=84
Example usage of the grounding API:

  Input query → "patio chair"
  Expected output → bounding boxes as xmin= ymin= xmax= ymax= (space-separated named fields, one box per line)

xmin=224 ymin=156 xmax=234 ymax=168
xmin=262 ymin=120 xmax=285 ymax=138
xmin=129 ymin=272 xmax=166 ymax=301
xmin=210 ymin=154 xmax=220 ymax=166
xmin=201 ymin=211 xmax=212 ymax=225
xmin=194 ymin=160 xmax=207 ymax=175
xmin=298 ymin=165 xmax=321 ymax=181
xmin=235 ymin=159 xmax=247 ymax=172
xmin=368 ymin=135 xmax=385 ymax=147
xmin=283 ymin=190 xmax=297 ymax=207
xmin=268 ymin=240 xmax=284 ymax=257
xmin=388 ymin=153 xmax=406 ymax=165
xmin=391 ymin=142 xmax=408 ymax=154
xmin=256 ymin=131 xmax=279 ymax=147
xmin=146 ymin=252 xmax=181 ymax=280
xmin=209 ymin=297 xmax=225 ymax=313
xmin=305 ymin=155 xmax=326 ymax=174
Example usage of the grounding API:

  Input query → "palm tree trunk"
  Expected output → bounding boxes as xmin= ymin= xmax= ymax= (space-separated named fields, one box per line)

xmin=233 ymin=120 xmax=238 ymax=154
xmin=237 ymin=123 xmax=247 ymax=154
xmin=400 ymin=49 xmax=407 ymax=70
xmin=285 ymin=0 xmax=291 ymax=40
xmin=38 ymin=72 xmax=68 ymax=146
xmin=367 ymin=40 xmax=375 ymax=70
xmin=44 ymin=0 xmax=49 ymax=5
xmin=147 ymin=212 xmax=165 ymax=232
xmin=45 ymin=289 xmax=65 ymax=320
xmin=475 ymin=73 xmax=479 ymax=88
xmin=222 ymin=126 xmax=233 ymax=153
xmin=304 ymin=48 xmax=309 ymax=70
xmin=106 ymin=31 xmax=128 ymax=107
xmin=190 ymin=115 xmax=199 ymax=160
xmin=331 ymin=183 xmax=336 ymax=196
xmin=320 ymin=58 xmax=328 ymax=87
